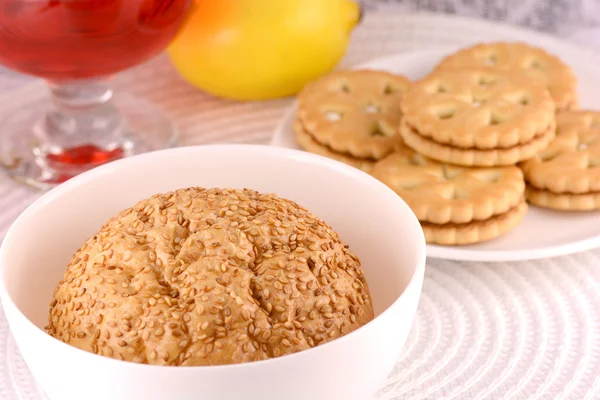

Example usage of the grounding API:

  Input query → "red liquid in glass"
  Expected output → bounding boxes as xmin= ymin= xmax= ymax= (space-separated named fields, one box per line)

xmin=0 ymin=0 xmax=192 ymax=80
xmin=0 ymin=0 xmax=191 ymax=180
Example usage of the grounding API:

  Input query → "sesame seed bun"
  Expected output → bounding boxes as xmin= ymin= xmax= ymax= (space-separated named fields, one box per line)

xmin=46 ymin=188 xmax=374 ymax=366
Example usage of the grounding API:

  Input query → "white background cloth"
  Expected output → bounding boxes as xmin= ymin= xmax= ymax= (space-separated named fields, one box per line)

xmin=367 ymin=0 xmax=600 ymax=49
xmin=0 ymin=8 xmax=599 ymax=400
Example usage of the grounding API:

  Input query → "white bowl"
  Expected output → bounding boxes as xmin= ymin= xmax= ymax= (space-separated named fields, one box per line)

xmin=0 ymin=144 xmax=425 ymax=400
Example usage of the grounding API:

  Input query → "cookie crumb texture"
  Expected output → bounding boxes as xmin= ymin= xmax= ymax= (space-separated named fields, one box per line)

xmin=46 ymin=188 xmax=373 ymax=366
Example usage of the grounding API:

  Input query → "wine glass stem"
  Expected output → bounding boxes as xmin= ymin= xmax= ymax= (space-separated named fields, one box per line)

xmin=42 ymin=79 xmax=124 ymax=151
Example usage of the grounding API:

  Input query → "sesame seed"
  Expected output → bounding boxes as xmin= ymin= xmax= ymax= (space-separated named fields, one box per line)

xmin=274 ymin=305 xmax=286 ymax=313
xmin=262 ymin=330 xmax=272 ymax=340
xmin=315 ymin=298 xmax=328 ymax=308
xmin=320 ymin=305 xmax=333 ymax=314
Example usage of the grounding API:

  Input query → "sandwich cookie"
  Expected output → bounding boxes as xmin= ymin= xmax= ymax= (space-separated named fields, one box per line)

xmin=399 ymin=67 xmax=556 ymax=166
xmin=296 ymin=69 xmax=411 ymax=159
xmin=520 ymin=110 xmax=600 ymax=210
xmin=371 ymin=144 xmax=527 ymax=245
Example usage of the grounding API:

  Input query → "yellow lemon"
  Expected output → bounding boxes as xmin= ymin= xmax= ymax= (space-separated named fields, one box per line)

xmin=167 ymin=0 xmax=361 ymax=101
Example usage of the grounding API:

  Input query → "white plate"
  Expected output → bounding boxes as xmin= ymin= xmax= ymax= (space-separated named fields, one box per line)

xmin=271 ymin=48 xmax=600 ymax=262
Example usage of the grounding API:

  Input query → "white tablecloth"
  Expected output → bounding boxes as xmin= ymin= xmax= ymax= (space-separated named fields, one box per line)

xmin=1 ymin=10 xmax=599 ymax=400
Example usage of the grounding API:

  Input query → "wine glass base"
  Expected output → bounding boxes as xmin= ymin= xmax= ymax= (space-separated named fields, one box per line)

xmin=0 ymin=91 xmax=178 ymax=190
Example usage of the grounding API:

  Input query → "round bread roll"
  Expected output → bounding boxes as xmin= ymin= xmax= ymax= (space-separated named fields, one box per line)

xmin=46 ymin=188 xmax=374 ymax=366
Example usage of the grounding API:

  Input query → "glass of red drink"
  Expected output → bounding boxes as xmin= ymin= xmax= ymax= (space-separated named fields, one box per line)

xmin=0 ymin=0 xmax=192 ymax=188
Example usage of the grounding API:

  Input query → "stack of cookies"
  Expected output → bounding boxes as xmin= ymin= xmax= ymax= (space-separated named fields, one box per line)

xmin=295 ymin=42 xmax=600 ymax=246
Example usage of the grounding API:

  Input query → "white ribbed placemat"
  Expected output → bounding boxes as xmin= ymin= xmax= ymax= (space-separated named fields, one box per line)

xmin=1 ymin=10 xmax=600 ymax=400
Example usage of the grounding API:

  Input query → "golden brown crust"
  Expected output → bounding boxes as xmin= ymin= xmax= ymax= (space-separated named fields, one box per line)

xmin=400 ymin=122 xmax=555 ymax=167
xmin=46 ymin=188 xmax=374 ymax=366
xmin=422 ymin=201 xmax=528 ymax=245
xmin=434 ymin=42 xmax=578 ymax=111
xmin=296 ymin=69 xmax=411 ymax=159
xmin=370 ymin=147 xmax=525 ymax=225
